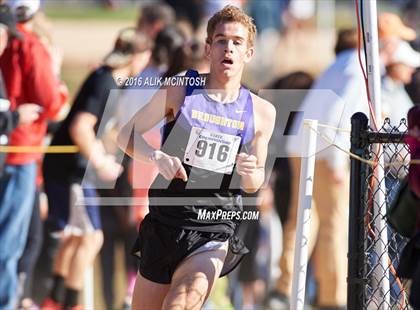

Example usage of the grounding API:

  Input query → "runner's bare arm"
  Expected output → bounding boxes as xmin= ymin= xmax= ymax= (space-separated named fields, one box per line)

xmin=117 ymin=85 xmax=184 ymax=162
xmin=236 ymin=94 xmax=276 ymax=193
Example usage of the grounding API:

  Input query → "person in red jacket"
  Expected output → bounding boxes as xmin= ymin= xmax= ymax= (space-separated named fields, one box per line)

xmin=0 ymin=1 xmax=67 ymax=308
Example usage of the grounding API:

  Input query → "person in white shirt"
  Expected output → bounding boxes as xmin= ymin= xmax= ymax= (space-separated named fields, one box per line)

xmin=268 ymin=29 xmax=369 ymax=310
xmin=382 ymin=40 xmax=420 ymax=126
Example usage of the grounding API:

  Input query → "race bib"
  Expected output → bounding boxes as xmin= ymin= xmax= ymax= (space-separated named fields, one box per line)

xmin=184 ymin=127 xmax=241 ymax=174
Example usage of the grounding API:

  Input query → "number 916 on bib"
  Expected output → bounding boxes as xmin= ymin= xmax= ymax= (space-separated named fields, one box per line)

xmin=183 ymin=127 xmax=241 ymax=174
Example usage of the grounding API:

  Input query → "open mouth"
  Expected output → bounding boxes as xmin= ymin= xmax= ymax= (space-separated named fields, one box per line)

xmin=222 ymin=59 xmax=233 ymax=65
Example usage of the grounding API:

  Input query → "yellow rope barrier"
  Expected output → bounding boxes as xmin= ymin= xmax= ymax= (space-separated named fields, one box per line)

xmin=316 ymin=123 xmax=351 ymax=133
xmin=0 ymin=122 xmax=418 ymax=167
xmin=0 ymin=145 xmax=79 ymax=153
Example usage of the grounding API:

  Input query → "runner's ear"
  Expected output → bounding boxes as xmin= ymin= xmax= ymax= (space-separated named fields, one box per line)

xmin=244 ymin=47 xmax=254 ymax=64
xmin=204 ymin=42 xmax=211 ymax=60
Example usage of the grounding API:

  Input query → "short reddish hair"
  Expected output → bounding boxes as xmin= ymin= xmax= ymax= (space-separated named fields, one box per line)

xmin=206 ymin=5 xmax=257 ymax=47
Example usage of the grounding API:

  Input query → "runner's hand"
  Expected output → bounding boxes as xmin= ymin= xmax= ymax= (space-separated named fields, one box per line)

xmin=150 ymin=150 xmax=188 ymax=182
xmin=235 ymin=153 xmax=258 ymax=176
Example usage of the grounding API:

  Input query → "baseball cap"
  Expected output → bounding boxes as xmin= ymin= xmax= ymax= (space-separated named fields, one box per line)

xmin=378 ymin=13 xmax=416 ymax=41
xmin=10 ymin=0 xmax=40 ymax=22
xmin=103 ymin=28 xmax=152 ymax=68
xmin=390 ymin=40 xmax=420 ymax=68
xmin=0 ymin=4 xmax=21 ymax=38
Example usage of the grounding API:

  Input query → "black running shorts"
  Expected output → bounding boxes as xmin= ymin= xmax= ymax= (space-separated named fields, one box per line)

xmin=132 ymin=214 xmax=248 ymax=284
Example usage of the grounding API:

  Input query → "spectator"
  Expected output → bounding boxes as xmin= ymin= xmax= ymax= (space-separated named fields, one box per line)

xmin=17 ymin=174 xmax=44 ymax=310
xmin=137 ymin=2 xmax=175 ymax=40
xmin=15 ymin=10 xmax=68 ymax=309
xmin=406 ymin=69 xmax=420 ymax=105
xmin=284 ymin=0 xmax=315 ymax=30
xmin=164 ymin=0 xmax=203 ymax=30
xmin=118 ymin=25 xmax=187 ymax=131
xmin=378 ymin=13 xmax=418 ymax=190
xmin=109 ymin=26 xmax=189 ymax=308
xmin=267 ymin=71 xmax=314 ymax=225
xmin=41 ymin=28 xmax=151 ymax=310
xmin=248 ymin=0 xmax=287 ymax=33
xmin=402 ymin=3 xmax=420 ymax=105
xmin=235 ymin=189 xmax=274 ymax=310
xmin=378 ymin=12 xmax=416 ymax=69
xmin=406 ymin=107 xmax=420 ymax=198
xmin=116 ymin=25 xmax=188 ymax=226
xmin=397 ymin=106 xmax=420 ymax=309
xmin=0 ymin=4 xmax=40 ymax=175
xmin=267 ymin=29 xmax=368 ymax=309
xmin=381 ymin=42 xmax=419 ymax=124
xmin=189 ymin=38 xmax=210 ymax=73
xmin=0 ymin=0 xmax=66 ymax=308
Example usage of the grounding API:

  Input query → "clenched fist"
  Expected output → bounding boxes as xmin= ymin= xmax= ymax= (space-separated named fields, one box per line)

xmin=150 ymin=150 xmax=188 ymax=182
xmin=235 ymin=152 xmax=258 ymax=176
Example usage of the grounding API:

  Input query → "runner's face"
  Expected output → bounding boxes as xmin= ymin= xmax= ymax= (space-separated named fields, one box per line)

xmin=206 ymin=22 xmax=253 ymax=78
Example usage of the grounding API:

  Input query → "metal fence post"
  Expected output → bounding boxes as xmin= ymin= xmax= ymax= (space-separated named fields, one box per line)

xmin=348 ymin=112 xmax=368 ymax=310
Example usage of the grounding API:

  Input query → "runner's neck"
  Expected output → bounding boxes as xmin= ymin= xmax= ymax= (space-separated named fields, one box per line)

xmin=205 ymin=73 xmax=242 ymax=103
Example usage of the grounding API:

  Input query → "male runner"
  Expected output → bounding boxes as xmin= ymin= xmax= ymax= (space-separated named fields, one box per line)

xmin=118 ymin=5 xmax=276 ymax=309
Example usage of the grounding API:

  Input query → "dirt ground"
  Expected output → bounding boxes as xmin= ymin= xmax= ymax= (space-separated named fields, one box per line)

xmin=52 ymin=19 xmax=335 ymax=96
xmin=54 ymin=20 xmax=132 ymax=66
xmin=51 ymin=19 xmax=133 ymax=100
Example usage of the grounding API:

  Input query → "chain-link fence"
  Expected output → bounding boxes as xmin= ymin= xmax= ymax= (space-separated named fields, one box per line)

xmin=348 ymin=112 xmax=411 ymax=310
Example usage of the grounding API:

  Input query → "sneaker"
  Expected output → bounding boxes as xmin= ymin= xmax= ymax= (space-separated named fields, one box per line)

xmin=265 ymin=290 xmax=290 ymax=310
xmin=40 ymin=298 xmax=62 ymax=310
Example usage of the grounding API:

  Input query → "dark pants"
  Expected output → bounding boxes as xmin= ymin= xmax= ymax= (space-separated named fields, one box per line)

xmin=31 ymin=224 xmax=61 ymax=304
xmin=98 ymin=155 xmax=137 ymax=309
xmin=18 ymin=190 xmax=43 ymax=300
xmin=236 ymin=209 xmax=260 ymax=283
xmin=397 ymin=232 xmax=420 ymax=309
xmin=99 ymin=206 xmax=138 ymax=309
xmin=272 ymin=158 xmax=291 ymax=225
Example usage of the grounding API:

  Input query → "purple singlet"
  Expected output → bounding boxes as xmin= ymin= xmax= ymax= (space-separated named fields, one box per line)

xmin=149 ymin=69 xmax=255 ymax=231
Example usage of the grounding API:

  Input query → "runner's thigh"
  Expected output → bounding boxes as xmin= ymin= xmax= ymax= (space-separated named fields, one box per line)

xmin=162 ymin=243 xmax=228 ymax=310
